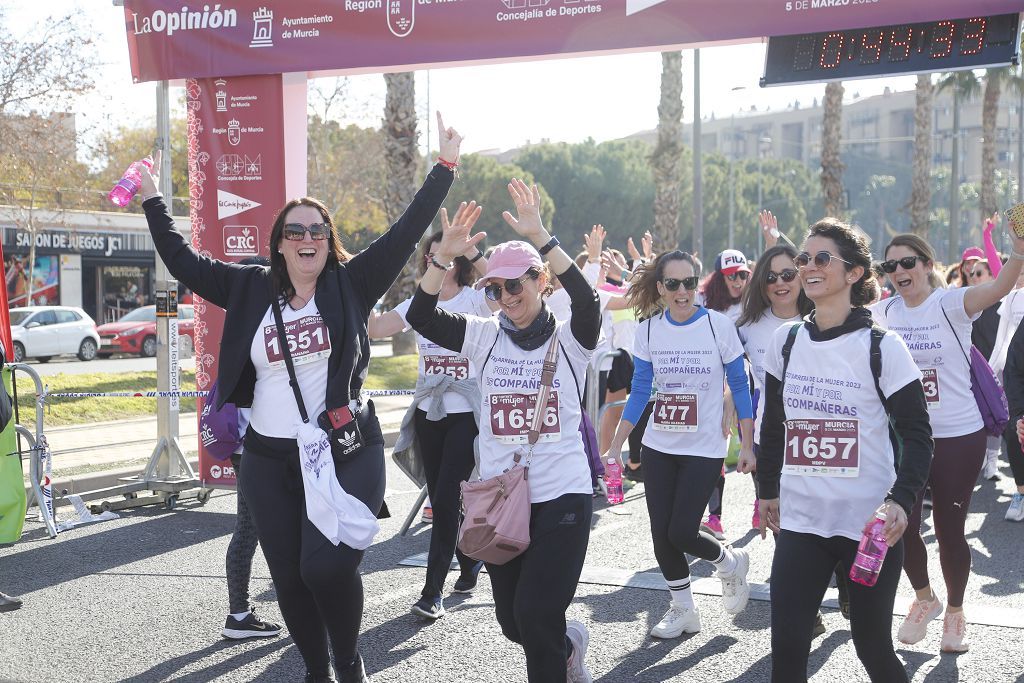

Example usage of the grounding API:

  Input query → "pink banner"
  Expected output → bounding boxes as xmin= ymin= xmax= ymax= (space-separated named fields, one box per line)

xmin=186 ymin=74 xmax=286 ymax=488
xmin=123 ymin=0 xmax=1023 ymax=83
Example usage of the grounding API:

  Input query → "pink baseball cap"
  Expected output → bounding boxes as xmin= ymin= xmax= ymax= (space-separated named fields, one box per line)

xmin=961 ymin=247 xmax=985 ymax=262
xmin=474 ymin=241 xmax=542 ymax=289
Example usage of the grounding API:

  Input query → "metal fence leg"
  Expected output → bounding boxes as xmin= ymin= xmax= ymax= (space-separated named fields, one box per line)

xmin=399 ymin=485 xmax=429 ymax=537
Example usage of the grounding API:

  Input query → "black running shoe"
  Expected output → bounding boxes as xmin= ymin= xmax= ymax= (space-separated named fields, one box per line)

xmin=452 ymin=561 xmax=484 ymax=594
xmin=625 ymin=465 xmax=644 ymax=483
xmin=222 ymin=608 xmax=283 ymax=639
xmin=410 ymin=595 xmax=445 ymax=620
xmin=812 ymin=612 xmax=826 ymax=638
xmin=0 ymin=592 xmax=22 ymax=613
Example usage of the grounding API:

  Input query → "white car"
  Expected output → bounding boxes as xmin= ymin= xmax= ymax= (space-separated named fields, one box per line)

xmin=9 ymin=306 xmax=101 ymax=363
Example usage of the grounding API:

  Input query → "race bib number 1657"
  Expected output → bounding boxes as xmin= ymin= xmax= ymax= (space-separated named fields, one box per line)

xmin=783 ymin=418 xmax=860 ymax=477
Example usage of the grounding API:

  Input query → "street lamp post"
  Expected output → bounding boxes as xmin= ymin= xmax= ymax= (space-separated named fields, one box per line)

xmin=756 ymin=136 xmax=772 ymax=255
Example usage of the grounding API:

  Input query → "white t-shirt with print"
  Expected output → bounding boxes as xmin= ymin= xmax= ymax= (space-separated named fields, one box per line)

xmin=722 ymin=302 xmax=743 ymax=324
xmin=998 ymin=288 xmax=1024 ymax=331
xmin=462 ymin=319 xmax=593 ymax=504
xmin=739 ymin=310 xmax=802 ymax=442
xmin=870 ymin=287 xmax=982 ymax=438
xmin=394 ymin=286 xmax=493 ymax=414
xmin=249 ymin=299 xmax=331 ymax=438
xmin=633 ymin=308 xmax=744 ymax=458
xmin=764 ymin=322 xmax=922 ymax=542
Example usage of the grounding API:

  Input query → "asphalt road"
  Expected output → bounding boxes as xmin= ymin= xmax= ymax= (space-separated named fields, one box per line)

xmin=1 ymin=454 xmax=1022 ymax=682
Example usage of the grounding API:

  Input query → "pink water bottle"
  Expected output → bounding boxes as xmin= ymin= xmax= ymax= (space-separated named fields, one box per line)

xmin=849 ymin=511 xmax=888 ymax=587
xmin=108 ymin=156 xmax=153 ymax=207
xmin=605 ymin=457 xmax=623 ymax=505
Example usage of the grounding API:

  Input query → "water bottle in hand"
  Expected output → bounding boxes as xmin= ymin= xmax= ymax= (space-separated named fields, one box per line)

xmin=108 ymin=156 xmax=153 ymax=207
xmin=849 ymin=511 xmax=888 ymax=587
xmin=605 ymin=457 xmax=623 ymax=505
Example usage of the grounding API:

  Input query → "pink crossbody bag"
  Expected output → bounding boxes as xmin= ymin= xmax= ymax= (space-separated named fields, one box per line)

xmin=457 ymin=333 xmax=560 ymax=565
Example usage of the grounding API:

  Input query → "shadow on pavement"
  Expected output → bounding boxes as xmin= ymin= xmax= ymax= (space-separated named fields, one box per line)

xmin=116 ymin=636 xmax=296 ymax=683
xmin=596 ymin=634 xmax=739 ymax=682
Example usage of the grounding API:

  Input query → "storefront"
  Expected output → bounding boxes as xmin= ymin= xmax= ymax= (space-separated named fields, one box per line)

xmin=0 ymin=206 xmax=192 ymax=323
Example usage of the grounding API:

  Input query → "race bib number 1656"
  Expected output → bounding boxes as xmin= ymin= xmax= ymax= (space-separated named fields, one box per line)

xmin=489 ymin=392 xmax=561 ymax=444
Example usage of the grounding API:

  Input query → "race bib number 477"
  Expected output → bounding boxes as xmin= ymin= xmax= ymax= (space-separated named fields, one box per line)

xmin=489 ymin=392 xmax=561 ymax=444
xmin=783 ymin=418 xmax=860 ymax=477
xmin=652 ymin=392 xmax=698 ymax=432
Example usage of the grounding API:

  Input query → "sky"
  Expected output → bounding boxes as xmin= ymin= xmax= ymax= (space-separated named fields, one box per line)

xmin=10 ymin=1 xmax=921 ymax=157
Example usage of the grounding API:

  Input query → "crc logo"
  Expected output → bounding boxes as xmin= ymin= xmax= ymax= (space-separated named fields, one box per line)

xmin=224 ymin=225 xmax=259 ymax=256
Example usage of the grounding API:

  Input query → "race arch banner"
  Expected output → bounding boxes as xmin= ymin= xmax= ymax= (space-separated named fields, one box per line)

xmin=186 ymin=74 xmax=286 ymax=488
xmin=122 ymin=0 xmax=1024 ymax=83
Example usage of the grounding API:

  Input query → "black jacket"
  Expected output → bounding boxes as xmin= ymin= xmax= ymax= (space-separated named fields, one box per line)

xmin=1003 ymin=317 xmax=1024 ymax=426
xmin=142 ymin=164 xmax=453 ymax=411
xmin=757 ymin=307 xmax=933 ymax=515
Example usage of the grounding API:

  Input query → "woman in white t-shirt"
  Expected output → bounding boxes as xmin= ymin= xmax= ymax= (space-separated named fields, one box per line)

xmin=603 ymin=250 xmax=756 ymax=640
xmin=757 ymin=218 xmax=933 ymax=682
xmin=369 ymin=227 xmax=494 ymax=621
xmin=405 ymin=180 xmax=600 ymax=683
xmin=736 ymin=244 xmax=812 ymax=528
xmin=872 ymin=230 xmax=1024 ymax=653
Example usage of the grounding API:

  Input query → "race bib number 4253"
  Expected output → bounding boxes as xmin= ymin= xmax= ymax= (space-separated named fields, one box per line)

xmin=652 ymin=392 xmax=698 ymax=432
xmin=783 ymin=418 xmax=860 ymax=477
xmin=489 ymin=392 xmax=561 ymax=444
xmin=264 ymin=316 xmax=331 ymax=368
xmin=424 ymin=354 xmax=469 ymax=380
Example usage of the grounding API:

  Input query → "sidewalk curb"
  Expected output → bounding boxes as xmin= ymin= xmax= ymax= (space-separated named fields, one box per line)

xmin=27 ymin=428 xmax=401 ymax=506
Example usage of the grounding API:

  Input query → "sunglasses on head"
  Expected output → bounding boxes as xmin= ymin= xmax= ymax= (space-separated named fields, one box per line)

xmin=766 ymin=269 xmax=798 ymax=284
xmin=662 ymin=276 xmax=700 ymax=292
xmin=795 ymin=251 xmax=852 ymax=269
xmin=283 ymin=222 xmax=330 ymax=241
xmin=880 ymin=256 xmax=921 ymax=273
xmin=726 ymin=271 xmax=750 ymax=282
xmin=484 ymin=271 xmax=539 ymax=301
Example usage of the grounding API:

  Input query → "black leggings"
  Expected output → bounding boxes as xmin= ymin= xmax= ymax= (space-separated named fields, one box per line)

xmin=227 ymin=453 xmax=260 ymax=614
xmin=488 ymin=493 xmax=592 ymax=683
xmin=240 ymin=409 xmax=386 ymax=677
xmin=903 ymin=428 xmax=986 ymax=608
xmin=642 ymin=446 xmax=725 ymax=581
xmin=771 ymin=531 xmax=907 ymax=683
xmin=414 ymin=409 xmax=478 ymax=598
xmin=1005 ymin=421 xmax=1024 ymax=487
xmin=627 ymin=401 xmax=654 ymax=465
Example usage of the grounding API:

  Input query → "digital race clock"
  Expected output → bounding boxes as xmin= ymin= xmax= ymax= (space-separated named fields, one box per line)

xmin=761 ymin=14 xmax=1021 ymax=87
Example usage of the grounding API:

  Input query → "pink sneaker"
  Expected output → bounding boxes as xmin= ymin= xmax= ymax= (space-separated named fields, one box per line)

xmin=897 ymin=595 xmax=943 ymax=645
xmin=941 ymin=610 xmax=970 ymax=653
xmin=701 ymin=514 xmax=726 ymax=541
xmin=751 ymin=500 xmax=761 ymax=530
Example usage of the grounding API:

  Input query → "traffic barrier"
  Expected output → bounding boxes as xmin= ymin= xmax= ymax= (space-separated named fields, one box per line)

xmin=44 ymin=389 xmax=416 ymax=399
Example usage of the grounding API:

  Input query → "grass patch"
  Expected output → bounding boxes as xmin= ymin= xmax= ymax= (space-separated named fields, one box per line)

xmin=11 ymin=355 xmax=418 ymax=428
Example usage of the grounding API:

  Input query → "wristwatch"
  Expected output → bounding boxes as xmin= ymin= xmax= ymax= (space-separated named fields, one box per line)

xmin=469 ymin=250 xmax=484 ymax=264
xmin=538 ymin=235 xmax=560 ymax=257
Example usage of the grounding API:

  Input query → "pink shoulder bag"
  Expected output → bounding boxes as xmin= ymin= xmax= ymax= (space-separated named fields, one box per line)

xmin=457 ymin=333 xmax=560 ymax=565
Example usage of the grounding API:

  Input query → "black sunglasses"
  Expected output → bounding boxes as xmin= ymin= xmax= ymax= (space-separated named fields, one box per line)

xmin=484 ymin=271 xmax=539 ymax=301
xmin=795 ymin=251 xmax=852 ymax=269
xmin=283 ymin=222 xmax=330 ymax=241
xmin=726 ymin=271 xmax=750 ymax=282
xmin=880 ymin=256 xmax=921 ymax=273
xmin=662 ymin=276 xmax=700 ymax=292
xmin=766 ymin=269 xmax=798 ymax=284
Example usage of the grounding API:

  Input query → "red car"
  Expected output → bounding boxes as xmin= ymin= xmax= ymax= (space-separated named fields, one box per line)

xmin=96 ymin=304 xmax=195 ymax=358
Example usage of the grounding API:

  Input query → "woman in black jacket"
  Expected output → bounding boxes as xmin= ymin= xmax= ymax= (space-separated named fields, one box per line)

xmin=138 ymin=115 xmax=462 ymax=683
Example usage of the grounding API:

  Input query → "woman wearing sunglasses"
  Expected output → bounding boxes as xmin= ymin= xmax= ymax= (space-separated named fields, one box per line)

xmin=369 ymin=224 xmax=493 ymax=622
xmin=602 ymin=250 xmax=755 ymax=640
xmin=757 ymin=219 xmax=933 ymax=682
xmin=872 ymin=230 xmax=1024 ymax=653
xmin=138 ymin=114 xmax=462 ymax=683
xmin=697 ymin=249 xmax=752 ymax=539
xmin=405 ymin=179 xmax=600 ymax=683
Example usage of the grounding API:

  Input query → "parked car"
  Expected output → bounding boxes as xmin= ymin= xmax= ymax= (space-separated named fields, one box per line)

xmin=96 ymin=304 xmax=195 ymax=358
xmin=9 ymin=306 xmax=101 ymax=363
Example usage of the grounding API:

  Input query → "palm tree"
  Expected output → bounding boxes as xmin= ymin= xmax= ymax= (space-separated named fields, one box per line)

xmin=938 ymin=71 xmax=982 ymax=261
xmin=910 ymin=74 xmax=934 ymax=236
xmin=981 ymin=67 xmax=1015 ymax=220
xmin=820 ymin=81 xmax=845 ymax=217
xmin=382 ymin=71 xmax=419 ymax=355
xmin=651 ymin=51 xmax=684 ymax=251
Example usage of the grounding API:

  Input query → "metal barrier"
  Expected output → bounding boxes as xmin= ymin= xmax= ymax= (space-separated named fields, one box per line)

xmin=585 ymin=349 xmax=623 ymax=425
xmin=9 ymin=363 xmax=57 ymax=538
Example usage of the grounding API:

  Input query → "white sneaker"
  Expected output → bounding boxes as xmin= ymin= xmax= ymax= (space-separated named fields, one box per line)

xmin=897 ymin=595 xmax=943 ymax=645
xmin=1006 ymin=493 xmax=1024 ymax=522
xmin=565 ymin=620 xmax=592 ymax=683
xmin=650 ymin=604 xmax=702 ymax=638
xmin=717 ymin=548 xmax=751 ymax=615
xmin=982 ymin=450 xmax=1000 ymax=481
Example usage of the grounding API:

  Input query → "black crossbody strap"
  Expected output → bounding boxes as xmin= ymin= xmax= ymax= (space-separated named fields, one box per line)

xmin=272 ymin=298 xmax=310 ymax=424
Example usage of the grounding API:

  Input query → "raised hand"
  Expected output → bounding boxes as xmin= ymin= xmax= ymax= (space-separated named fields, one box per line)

xmin=139 ymin=149 xmax=161 ymax=197
xmin=584 ymin=224 xmax=606 ymax=262
xmin=984 ymin=212 xmax=999 ymax=236
xmin=759 ymin=210 xmax=780 ymax=249
xmin=627 ymin=237 xmax=641 ymax=262
xmin=436 ymin=111 xmax=463 ymax=164
xmin=501 ymin=178 xmax=547 ymax=243
xmin=435 ymin=201 xmax=485 ymax=262
xmin=642 ymin=230 xmax=654 ymax=260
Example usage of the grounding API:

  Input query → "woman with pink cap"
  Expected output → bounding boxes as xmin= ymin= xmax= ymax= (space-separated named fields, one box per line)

xmin=405 ymin=179 xmax=601 ymax=683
